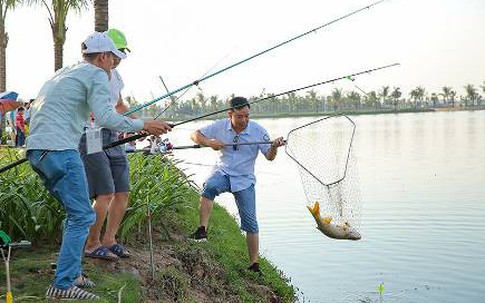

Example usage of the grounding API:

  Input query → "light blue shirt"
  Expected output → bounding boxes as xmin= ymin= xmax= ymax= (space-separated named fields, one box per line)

xmin=201 ymin=118 xmax=272 ymax=192
xmin=26 ymin=62 xmax=144 ymax=151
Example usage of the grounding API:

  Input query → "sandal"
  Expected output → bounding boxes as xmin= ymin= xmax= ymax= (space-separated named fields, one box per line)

xmin=107 ymin=243 xmax=131 ymax=258
xmin=74 ymin=275 xmax=96 ymax=288
xmin=84 ymin=246 xmax=119 ymax=261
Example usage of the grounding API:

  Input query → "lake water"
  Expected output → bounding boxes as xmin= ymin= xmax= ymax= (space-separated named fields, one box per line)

xmin=168 ymin=110 xmax=485 ymax=303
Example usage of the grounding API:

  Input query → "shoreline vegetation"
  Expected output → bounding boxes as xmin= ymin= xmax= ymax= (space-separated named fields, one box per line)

xmin=0 ymin=152 xmax=295 ymax=303
xmin=133 ymin=93 xmax=485 ymax=122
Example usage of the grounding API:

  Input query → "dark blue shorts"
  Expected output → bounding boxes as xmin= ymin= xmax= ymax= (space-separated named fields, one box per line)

xmin=81 ymin=152 xmax=130 ymax=199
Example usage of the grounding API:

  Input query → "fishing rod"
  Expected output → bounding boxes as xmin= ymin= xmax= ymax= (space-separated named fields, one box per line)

xmin=123 ymin=0 xmax=390 ymax=116
xmin=138 ymin=141 xmax=284 ymax=154
xmin=103 ymin=63 xmax=400 ymax=149
xmin=170 ymin=141 xmax=283 ymax=150
xmin=0 ymin=0 xmax=389 ymax=172
xmin=0 ymin=62 xmax=399 ymax=174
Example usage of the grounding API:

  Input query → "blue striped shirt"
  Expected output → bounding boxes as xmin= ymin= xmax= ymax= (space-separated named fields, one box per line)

xmin=201 ymin=118 xmax=272 ymax=192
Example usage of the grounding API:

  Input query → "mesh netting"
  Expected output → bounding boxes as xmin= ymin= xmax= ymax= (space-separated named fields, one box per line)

xmin=285 ymin=115 xmax=362 ymax=228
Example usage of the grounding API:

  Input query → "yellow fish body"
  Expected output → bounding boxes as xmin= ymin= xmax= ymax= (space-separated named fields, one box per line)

xmin=307 ymin=201 xmax=361 ymax=240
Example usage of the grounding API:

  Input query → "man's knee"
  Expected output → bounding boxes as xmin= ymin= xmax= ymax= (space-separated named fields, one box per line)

xmin=69 ymin=208 xmax=96 ymax=227
xmin=241 ymin=217 xmax=259 ymax=234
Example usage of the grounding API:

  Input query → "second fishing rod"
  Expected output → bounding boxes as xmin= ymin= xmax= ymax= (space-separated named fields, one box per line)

xmin=0 ymin=63 xmax=399 ymax=174
xmin=104 ymin=63 xmax=399 ymax=149
xmin=0 ymin=0 xmax=390 ymax=173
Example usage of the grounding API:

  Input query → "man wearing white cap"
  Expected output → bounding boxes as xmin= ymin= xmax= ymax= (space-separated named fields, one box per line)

xmin=80 ymin=29 xmax=137 ymax=262
xmin=26 ymin=31 xmax=171 ymax=300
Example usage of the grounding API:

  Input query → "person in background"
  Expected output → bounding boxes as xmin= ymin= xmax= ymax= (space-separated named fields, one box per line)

xmin=15 ymin=107 xmax=25 ymax=147
xmin=81 ymin=28 xmax=138 ymax=262
xmin=23 ymin=99 xmax=33 ymax=138
xmin=189 ymin=96 xmax=285 ymax=274
xmin=26 ymin=31 xmax=171 ymax=300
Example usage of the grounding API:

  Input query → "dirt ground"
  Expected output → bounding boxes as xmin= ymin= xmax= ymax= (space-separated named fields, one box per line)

xmin=83 ymin=227 xmax=285 ymax=303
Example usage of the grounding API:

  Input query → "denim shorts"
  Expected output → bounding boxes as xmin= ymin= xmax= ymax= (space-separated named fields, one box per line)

xmin=202 ymin=172 xmax=258 ymax=233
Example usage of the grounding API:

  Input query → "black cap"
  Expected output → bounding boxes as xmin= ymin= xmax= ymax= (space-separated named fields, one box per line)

xmin=230 ymin=96 xmax=250 ymax=109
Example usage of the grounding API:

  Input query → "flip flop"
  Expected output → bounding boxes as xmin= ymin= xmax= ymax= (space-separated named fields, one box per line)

xmin=84 ymin=246 xmax=119 ymax=261
xmin=107 ymin=243 xmax=131 ymax=258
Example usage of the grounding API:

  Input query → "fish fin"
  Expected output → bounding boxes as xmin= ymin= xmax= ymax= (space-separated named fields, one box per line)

xmin=307 ymin=201 xmax=321 ymax=220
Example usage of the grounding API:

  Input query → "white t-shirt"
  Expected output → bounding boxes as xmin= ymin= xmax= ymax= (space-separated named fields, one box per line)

xmin=85 ymin=68 xmax=124 ymax=128
xmin=110 ymin=69 xmax=124 ymax=106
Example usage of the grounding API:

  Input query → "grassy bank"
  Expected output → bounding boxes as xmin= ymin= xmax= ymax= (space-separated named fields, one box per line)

xmin=0 ymin=151 xmax=295 ymax=302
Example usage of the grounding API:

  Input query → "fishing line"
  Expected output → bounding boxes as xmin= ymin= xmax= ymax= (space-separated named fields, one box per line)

xmin=154 ymin=47 xmax=237 ymax=120
xmin=0 ymin=0 xmax=391 ymax=173
xmin=122 ymin=0 xmax=391 ymax=117
xmin=346 ymin=76 xmax=369 ymax=96
xmin=0 ymin=62 xmax=399 ymax=173
xmin=104 ymin=63 xmax=400 ymax=149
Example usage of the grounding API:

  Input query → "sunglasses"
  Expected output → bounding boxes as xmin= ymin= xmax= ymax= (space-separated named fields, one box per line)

xmin=233 ymin=135 xmax=239 ymax=151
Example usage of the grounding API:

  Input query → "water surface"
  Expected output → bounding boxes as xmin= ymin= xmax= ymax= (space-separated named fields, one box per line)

xmin=169 ymin=111 xmax=485 ymax=303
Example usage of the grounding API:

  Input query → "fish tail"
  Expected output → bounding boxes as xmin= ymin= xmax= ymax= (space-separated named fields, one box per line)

xmin=307 ymin=201 xmax=321 ymax=220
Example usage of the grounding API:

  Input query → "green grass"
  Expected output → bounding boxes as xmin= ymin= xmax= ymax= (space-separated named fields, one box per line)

xmin=0 ymin=246 xmax=141 ymax=302
xmin=0 ymin=150 xmax=296 ymax=302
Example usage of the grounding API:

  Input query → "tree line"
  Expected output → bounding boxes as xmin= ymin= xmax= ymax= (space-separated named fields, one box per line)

xmin=129 ymin=82 xmax=485 ymax=120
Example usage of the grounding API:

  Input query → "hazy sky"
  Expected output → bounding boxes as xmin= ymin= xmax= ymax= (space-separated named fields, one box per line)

xmin=5 ymin=0 xmax=485 ymax=105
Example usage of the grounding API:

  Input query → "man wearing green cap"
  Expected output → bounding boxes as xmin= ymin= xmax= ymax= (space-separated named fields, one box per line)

xmin=80 ymin=28 xmax=134 ymax=261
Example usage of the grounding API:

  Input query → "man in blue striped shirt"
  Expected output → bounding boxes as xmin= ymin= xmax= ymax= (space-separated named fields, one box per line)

xmin=190 ymin=96 xmax=285 ymax=274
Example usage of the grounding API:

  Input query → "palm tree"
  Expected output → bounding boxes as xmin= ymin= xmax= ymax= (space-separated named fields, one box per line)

xmin=0 ymin=0 xmax=24 ymax=91
xmin=464 ymin=84 xmax=477 ymax=107
xmin=28 ymin=0 xmax=90 ymax=71
xmin=379 ymin=85 xmax=390 ymax=108
xmin=409 ymin=86 xmax=426 ymax=108
xmin=306 ymin=89 xmax=319 ymax=113
xmin=390 ymin=87 xmax=401 ymax=110
xmin=440 ymin=86 xmax=452 ymax=105
xmin=449 ymin=90 xmax=457 ymax=107
xmin=94 ymin=0 xmax=108 ymax=31
xmin=346 ymin=91 xmax=360 ymax=110
xmin=362 ymin=90 xmax=378 ymax=109
xmin=0 ymin=0 xmax=24 ymax=143
xmin=330 ymin=88 xmax=343 ymax=111
xmin=430 ymin=92 xmax=439 ymax=108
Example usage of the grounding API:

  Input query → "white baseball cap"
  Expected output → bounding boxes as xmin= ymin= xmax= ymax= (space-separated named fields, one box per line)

xmin=82 ymin=31 xmax=127 ymax=59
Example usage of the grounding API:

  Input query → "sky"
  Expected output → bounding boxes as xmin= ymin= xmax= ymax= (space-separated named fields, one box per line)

xmin=5 ymin=0 xmax=485 ymax=105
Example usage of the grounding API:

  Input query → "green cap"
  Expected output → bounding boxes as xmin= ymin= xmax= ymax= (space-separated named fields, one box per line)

xmin=106 ymin=28 xmax=131 ymax=53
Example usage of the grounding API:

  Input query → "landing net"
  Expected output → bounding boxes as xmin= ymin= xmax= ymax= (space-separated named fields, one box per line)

xmin=285 ymin=115 xmax=362 ymax=229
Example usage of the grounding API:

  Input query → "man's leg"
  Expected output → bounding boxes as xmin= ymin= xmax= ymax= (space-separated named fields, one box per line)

xmin=199 ymin=172 xmax=230 ymax=229
xmin=102 ymin=191 xmax=128 ymax=247
xmin=246 ymin=231 xmax=259 ymax=265
xmin=81 ymin=151 xmax=117 ymax=255
xmin=234 ymin=184 xmax=260 ymax=268
xmin=102 ymin=155 xmax=131 ymax=255
xmin=28 ymin=150 xmax=96 ymax=289
xmin=85 ymin=193 xmax=113 ymax=252
xmin=191 ymin=172 xmax=230 ymax=240
xmin=200 ymin=196 xmax=214 ymax=228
